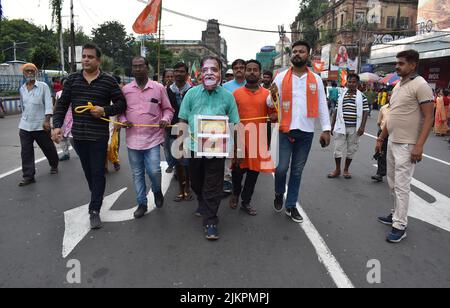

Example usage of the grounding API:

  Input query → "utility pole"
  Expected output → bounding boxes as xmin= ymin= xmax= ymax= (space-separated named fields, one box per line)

xmin=278 ymin=25 xmax=286 ymax=69
xmin=157 ymin=2 xmax=163 ymax=81
xmin=70 ymin=0 xmax=76 ymax=72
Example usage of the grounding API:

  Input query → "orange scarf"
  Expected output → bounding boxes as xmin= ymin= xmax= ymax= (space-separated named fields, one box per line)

xmin=280 ymin=68 xmax=319 ymax=133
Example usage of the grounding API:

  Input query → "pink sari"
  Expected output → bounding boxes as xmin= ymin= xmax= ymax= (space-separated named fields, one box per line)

xmin=435 ymin=97 xmax=448 ymax=135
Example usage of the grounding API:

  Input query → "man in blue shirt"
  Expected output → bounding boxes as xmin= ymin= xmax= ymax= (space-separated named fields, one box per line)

xmin=223 ymin=59 xmax=247 ymax=93
xmin=178 ymin=56 xmax=240 ymax=241
xmin=222 ymin=59 xmax=247 ymax=194
xmin=18 ymin=63 xmax=59 ymax=187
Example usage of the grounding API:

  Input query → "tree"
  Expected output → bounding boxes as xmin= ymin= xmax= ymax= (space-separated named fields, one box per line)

xmin=50 ymin=0 xmax=64 ymax=70
xmin=176 ymin=50 xmax=202 ymax=68
xmin=30 ymin=43 xmax=59 ymax=69
xmin=143 ymin=41 xmax=174 ymax=74
xmin=295 ymin=0 xmax=330 ymax=48
xmin=0 ymin=19 xmax=58 ymax=62
xmin=92 ymin=21 xmax=135 ymax=71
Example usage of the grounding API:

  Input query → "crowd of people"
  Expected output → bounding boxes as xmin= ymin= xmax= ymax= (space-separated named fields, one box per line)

xmin=15 ymin=41 xmax=443 ymax=244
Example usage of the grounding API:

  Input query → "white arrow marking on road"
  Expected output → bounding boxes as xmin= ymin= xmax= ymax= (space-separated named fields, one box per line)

xmin=62 ymin=162 xmax=173 ymax=258
xmin=373 ymin=164 xmax=450 ymax=232
xmin=410 ymin=179 xmax=450 ymax=233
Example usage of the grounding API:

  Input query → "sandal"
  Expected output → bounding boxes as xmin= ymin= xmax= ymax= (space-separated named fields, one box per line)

xmin=328 ymin=171 xmax=341 ymax=179
xmin=174 ymin=193 xmax=185 ymax=202
xmin=344 ymin=172 xmax=352 ymax=179
xmin=184 ymin=192 xmax=194 ymax=201
xmin=229 ymin=196 xmax=239 ymax=210
xmin=241 ymin=204 xmax=257 ymax=216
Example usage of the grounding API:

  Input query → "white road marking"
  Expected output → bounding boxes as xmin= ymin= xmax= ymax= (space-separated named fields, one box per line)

xmin=62 ymin=162 xmax=173 ymax=258
xmin=275 ymin=175 xmax=354 ymax=288
xmin=0 ymin=148 xmax=72 ymax=180
xmin=365 ymin=133 xmax=450 ymax=166
xmin=373 ymin=165 xmax=450 ymax=233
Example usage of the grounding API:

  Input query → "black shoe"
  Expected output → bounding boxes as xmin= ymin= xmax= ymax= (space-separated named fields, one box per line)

xmin=378 ymin=214 xmax=393 ymax=225
xmin=50 ymin=167 xmax=59 ymax=175
xmin=134 ymin=205 xmax=148 ymax=219
xmin=223 ymin=181 xmax=232 ymax=194
xmin=18 ymin=178 xmax=36 ymax=187
xmin=371 ymin=174 xmax=383 ymax=182
xmin=113 ymin=163 xmax=121 ymax=172
xmin=59 ymin=154 xmax=70 ymax=161
xmin=154 ymin=191 xmax=164 ymax=209
xmin=90 ymin=212 xmax=103 ymax=230
xmin=274 ymin=194 xmax=284 ymax=213
xmin=286 ymin=207 xmax=304 ymax=223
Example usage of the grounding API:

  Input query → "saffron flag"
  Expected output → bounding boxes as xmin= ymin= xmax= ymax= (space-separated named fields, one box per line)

xmin=133 ymin=0 xmax=162 ymax=34
xmin=338 ymin=68 xmax=348 ymax=87
xmin=312 ymin=60 xmax=325 ymax=73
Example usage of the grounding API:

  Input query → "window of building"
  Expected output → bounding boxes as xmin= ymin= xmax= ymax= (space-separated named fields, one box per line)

xmin=386 ymin=16 xmax=396 ymax=29
xmin=340 ymin=14 xmax=344 ymax=29
xmin=399 ymin=17 xmax=410 ymax=29
xmin=355 ymin=12 xmax=366 ymax=25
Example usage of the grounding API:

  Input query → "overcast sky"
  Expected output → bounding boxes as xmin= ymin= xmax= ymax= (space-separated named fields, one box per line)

xmin=2 ymin=0 xmax=301 ymax=62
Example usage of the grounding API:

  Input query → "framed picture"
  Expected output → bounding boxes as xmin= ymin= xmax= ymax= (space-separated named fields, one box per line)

xmin=195 ymin=115 xmax=230 ymax=158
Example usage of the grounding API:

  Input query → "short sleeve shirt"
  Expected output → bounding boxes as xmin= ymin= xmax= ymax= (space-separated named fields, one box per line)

xmin=178 ymin=85 xmax=240 ymax=152
xmin=387 ymin=75 xmax=434 ymax=144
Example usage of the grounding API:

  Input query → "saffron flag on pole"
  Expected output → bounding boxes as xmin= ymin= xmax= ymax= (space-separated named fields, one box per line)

xmin=133 ymin=0 xmax=162 ymax=34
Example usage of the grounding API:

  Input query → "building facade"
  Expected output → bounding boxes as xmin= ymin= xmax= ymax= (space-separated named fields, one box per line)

xmin=291 ymin=0 xmax=419 ymax=78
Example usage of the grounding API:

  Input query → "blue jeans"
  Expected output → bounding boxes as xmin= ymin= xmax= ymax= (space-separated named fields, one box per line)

xmin=128 ymin=146 xmax=162 ymax=206
xmin=275 ymin=130 xmax=314 ymax=209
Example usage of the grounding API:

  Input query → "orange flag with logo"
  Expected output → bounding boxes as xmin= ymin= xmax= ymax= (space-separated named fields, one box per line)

xmin=133 ymin=0 xmax=162 ymax=34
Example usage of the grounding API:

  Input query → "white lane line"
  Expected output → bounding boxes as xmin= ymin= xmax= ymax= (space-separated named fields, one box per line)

xmin=0 ymin=148 xmax=71 ymax=180
xmin=364 ymin=133 xmax=450 ymax=167
xmin=294 ymin=201 xmax=354 ymax=288
xmin=275 ymin=175 xmax=354 ymax=288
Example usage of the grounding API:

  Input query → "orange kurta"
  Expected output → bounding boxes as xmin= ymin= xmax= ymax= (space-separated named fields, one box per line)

xmin=234 ymin=87 xmax=275 ymax=173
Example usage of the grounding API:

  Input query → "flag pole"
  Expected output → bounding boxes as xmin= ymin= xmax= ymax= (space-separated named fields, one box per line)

xmin=157 ymin=0 xmax=162 ymax=81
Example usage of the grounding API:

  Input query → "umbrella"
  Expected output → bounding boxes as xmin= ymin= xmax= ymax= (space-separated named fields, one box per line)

xmin=359 ymin=72 xmax=381 ymax=83
xmin=380 ymin=73 xmax=401 ymax=85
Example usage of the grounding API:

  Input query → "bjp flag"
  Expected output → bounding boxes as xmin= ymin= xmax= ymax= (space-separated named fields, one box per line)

xmin=133 ymin=0 xmax=162 ymax=34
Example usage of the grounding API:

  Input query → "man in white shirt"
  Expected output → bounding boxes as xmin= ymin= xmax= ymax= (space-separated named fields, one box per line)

xmin=268 ymin=41 xmax=331 ymax=223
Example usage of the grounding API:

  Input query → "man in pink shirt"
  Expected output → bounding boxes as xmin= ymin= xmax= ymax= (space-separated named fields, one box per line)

xmin=119 ymin=56 xmax=174 ymax=219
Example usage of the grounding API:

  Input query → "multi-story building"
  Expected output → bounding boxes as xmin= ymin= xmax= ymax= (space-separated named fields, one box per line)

xmin=163 ymin=19 xmax=228 ymax=71
xmin=291 ymin=0 xmax=419 ymax=78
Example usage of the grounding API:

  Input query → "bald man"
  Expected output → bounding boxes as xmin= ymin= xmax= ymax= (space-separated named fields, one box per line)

xmin=18 ymin=63 xmax=59 ymax=187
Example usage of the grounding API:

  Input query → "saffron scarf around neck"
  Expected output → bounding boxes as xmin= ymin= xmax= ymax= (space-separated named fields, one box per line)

xmin=280 ymin=68 xmax=319 ymax=133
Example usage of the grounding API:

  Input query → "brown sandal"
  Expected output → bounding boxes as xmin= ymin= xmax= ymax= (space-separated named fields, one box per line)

xmin=229 ymin=196 xmax=239 ymax=210
xmin=241 ymin=204 xmax=257 ymax=216
xmin=328 ymin=171 xmax=341 ymax=179
xmin=174 ymin=193 xmax=185 ymax=202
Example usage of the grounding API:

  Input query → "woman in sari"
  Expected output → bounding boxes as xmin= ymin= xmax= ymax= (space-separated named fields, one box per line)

xmin=434 ymin=89 xmax=449 ymax=136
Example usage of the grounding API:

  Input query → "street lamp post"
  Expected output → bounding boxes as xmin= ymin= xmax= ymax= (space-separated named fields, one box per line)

xmin=278 ymin=25 xmax=286 ymax=68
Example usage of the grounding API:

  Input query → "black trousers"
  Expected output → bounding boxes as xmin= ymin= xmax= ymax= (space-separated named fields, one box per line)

xmin=232 ymin=165 xmax=260 ymax=205
xmin=189 ymin=153 xmax=225 ymax=226
xmin=377 ymin=129 xmax=389 ymax=177
xmin=73 ymin=137 xmax=108 ymax=214
xmin=19 ymin=129 xmax=58 ymax=180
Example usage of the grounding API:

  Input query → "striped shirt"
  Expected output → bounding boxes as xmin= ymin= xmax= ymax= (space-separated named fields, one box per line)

xmin=342 ymin=92 xmax=369 ymax=127
xmin=53 ymin=71 xmax=127 ymax=141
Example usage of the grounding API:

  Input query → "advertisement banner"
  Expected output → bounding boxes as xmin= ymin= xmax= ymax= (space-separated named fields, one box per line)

xmin=417 ymin=0 xmax=450 ymax=33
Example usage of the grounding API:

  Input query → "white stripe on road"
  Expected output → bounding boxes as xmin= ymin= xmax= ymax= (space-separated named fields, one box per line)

xmin=0 ymin=148 xmax=71 ymax=180
xmin=294 ymin=202 xmax=355 ymax=288
xmin=276 ymin=177 xmax=354 ymax=288
xmin=364 ymin=133 xmax=450 ymax=167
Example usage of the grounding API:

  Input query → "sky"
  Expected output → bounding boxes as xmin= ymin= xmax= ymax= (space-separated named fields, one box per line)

xmin=2 ymin=0 xmax=301 ymax=62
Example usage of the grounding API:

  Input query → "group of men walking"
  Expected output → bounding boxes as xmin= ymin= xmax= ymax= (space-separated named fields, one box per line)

xmin=17 ymin=40 xmax=434 ymax=244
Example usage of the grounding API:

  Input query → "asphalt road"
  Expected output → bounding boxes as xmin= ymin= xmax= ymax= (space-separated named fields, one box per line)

xmin=0 ymin=113 xmax=449 ymax=288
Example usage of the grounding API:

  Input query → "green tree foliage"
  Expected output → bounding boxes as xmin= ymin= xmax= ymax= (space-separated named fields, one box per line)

xmin=296 ymin=0 xmax=330 ymax=48
xmin=0 ymin=19 xmax=58 ymax=67
xmin=92 ymin=21 xmax=135 ymax=72
xmin=176 ymin=50 xmax=201 ymax=68
xmin=30 ymin=42 xmax=59 ymax=69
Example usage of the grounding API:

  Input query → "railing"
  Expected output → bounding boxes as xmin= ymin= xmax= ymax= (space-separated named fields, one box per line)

xmin=0 ymin=74 xmax=52 ymax=92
